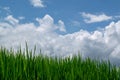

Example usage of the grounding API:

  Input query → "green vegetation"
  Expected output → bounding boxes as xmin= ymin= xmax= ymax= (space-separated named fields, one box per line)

xmin=0 ymin=47 xmax=120 ymax=80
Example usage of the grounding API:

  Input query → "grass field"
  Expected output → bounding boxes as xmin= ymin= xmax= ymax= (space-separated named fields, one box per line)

xmin=0 ymin=47 xmax=120 ymax=80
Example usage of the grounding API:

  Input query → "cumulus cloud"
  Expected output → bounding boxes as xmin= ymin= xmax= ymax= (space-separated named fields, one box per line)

xmin=0 ymin=14 xmax=120 ymax=65
xmin=36 ymin=14 xmax=66 ymax=32
xmin=30 ymin=0 xmax=45 ymax=8
xmin=58 ymin=20 xmax=66 ymax=32
xmin=81 ymin=12 xmax=112 ymax=23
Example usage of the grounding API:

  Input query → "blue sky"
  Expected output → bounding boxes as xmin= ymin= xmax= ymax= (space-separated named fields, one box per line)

xmin=1 ymin=0 xmax=120 ymax=33
xmin=0 ymin=0 xmax=120 ymax=64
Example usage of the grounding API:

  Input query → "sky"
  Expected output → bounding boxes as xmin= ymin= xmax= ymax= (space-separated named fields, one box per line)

xmin=0 ymin=0 xmax=120 ymax=65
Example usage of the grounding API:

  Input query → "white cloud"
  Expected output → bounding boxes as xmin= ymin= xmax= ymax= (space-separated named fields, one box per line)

xmin=58 ymin=20 xmax=66 ymax=32
xmin=30 ymin=0 xmax=45 ymax=8
xmin=5 ymin=15 xmax=19 ymax=25
xmin=81 ymin=12 xmax=112 ymax=23
xmin=36 ymin=14 xmax=55 ymax=32
xmin=36 ymin=14 xmax=66 ymax=32
xmin=18 ymin=16 xmax=25 ymax=20
xmin=0 ymin=14 xmax=120 ymax=65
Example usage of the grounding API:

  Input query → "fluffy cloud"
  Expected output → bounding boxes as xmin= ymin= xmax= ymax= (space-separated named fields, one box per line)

xmin=0 ymin=14 xmax=120 ymax=65
xmin=81 ymin=12 xmax=112 ymax=23
xmin=58 ymin=20 xmax=66 ymax=32
xmin=36 ymin=14 xmax=66 ymax=32
xmin=30 ymin=0 xmax=45 ymax=8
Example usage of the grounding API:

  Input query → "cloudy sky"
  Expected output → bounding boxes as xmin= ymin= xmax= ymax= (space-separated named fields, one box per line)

xmin=0 ymin=0 xmax=120 ymax=64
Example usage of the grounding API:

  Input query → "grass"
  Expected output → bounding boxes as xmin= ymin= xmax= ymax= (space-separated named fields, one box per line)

xmin=0 ymin=46 xmax=120 ymax=80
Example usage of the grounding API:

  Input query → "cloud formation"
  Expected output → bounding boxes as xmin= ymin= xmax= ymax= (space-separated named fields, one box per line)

xmin=36 ymin=14 xmax=66 ymax=32
xmin=5 ymin=15 xmax=19 ymax=25
xmin=30 ymin=0 xmax=45 ymax=8
xmin=81 ymin=12 xmax=112 ymax=23
xmin=0 ymin=14 xmax=120 ymax=65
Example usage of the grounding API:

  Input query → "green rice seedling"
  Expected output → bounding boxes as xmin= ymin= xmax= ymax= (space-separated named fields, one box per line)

xmin=0 ymin=47 xmax=120 ymax=80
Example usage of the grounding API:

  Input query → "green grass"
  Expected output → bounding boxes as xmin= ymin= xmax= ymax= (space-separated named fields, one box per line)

xmin=0 ymin=47 xmax=120 ymax=80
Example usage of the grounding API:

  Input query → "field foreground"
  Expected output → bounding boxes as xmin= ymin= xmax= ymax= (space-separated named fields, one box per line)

xmin=0 ymin=47 xmax=120 ymax=80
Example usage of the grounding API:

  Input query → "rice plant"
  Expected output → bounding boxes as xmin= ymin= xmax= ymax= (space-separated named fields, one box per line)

xmin=0 ymin=47 xmax=120 ymax=80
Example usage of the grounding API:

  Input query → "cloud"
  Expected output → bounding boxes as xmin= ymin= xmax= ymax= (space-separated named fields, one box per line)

xmin=71 ymin=21 xmax=81 ymax=27
xmin=30 ymin=0 xmax=45 ymax=8
xmin=36 ymin=14 xmax=66 ymax=32
xmin=0 ymin=6 xmax=11 ymax=15
xmin=18 ymin=16 xmax=25 ymax=20
xmin=5 ymin=15 xmax=19 ymax=25
xmin=81 ymin=12 xmax=112 ymax=23
xmin=3 ymin=7 xmax=10 ymax=11
xmin=0 ymin=14 xmax=120 ymax=65
xmin=58 ymin=20 xmax=66 ymax=32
